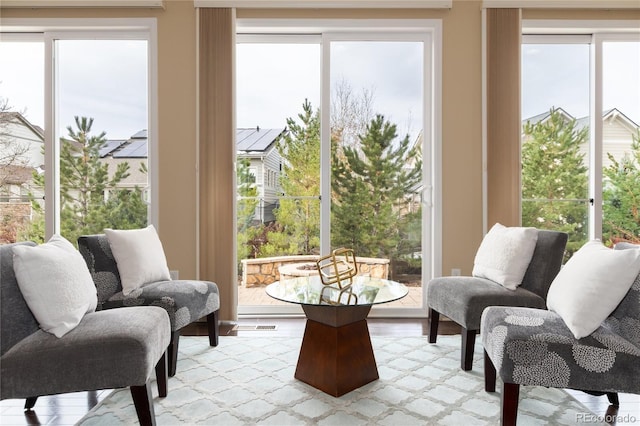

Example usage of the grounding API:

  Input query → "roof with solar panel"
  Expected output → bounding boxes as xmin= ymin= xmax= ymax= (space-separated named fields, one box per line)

xmin=100 ymin=127 xmax=285 ymax=158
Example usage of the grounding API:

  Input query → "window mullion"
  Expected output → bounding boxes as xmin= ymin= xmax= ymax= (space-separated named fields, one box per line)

xmin=589 ymin=35 xmax=603 ymax=241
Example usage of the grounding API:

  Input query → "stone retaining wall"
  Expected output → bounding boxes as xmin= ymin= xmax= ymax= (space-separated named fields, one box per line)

xmin=241 ymin=255 xmax=390 ymax=287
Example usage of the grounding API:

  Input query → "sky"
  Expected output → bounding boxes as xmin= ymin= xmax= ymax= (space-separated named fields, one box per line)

xmin=522 ymin=41 xmax=640 ymax=124
xmin=0 ymin=39 xmax=147 ymax=140
xmin=237 ymin=41 xmax=424 ymax=145
xmin=0 ymin=38 xmax=638 ymax=144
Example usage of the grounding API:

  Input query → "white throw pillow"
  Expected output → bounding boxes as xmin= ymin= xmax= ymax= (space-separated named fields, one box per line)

xmin=13 ymin=235 xmax=98 ymax=338
xmin=547 ymin=240 xmax=640 ymax=339
xmin=105 ymin=225 xmax=171 ymax=295
xmin=472 ymin=223 xmax=539 ymax=290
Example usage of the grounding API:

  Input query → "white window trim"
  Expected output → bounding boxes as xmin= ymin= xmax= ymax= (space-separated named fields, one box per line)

xmin=484 ymin=0 xmax=640 ymax=8
xmin=197 ymin=0 xmax=451 ymax=9
xmin=0 ymin=18 xmax=159 ymax=238
xmin=1 ymin=1 xmax=164 ymax=8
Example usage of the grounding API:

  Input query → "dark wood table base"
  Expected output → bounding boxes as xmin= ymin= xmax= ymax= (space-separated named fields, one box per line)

xmin=294 ymin=305 xmax=379 ymax=397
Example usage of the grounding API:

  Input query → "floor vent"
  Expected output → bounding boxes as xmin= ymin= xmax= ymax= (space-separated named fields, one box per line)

xmin=232 ymin=325 xmax=278 ymax=331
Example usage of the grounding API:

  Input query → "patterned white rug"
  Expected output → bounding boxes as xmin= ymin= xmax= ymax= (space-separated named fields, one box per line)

xmin=78 ymin=335 xmax=601 ymax=425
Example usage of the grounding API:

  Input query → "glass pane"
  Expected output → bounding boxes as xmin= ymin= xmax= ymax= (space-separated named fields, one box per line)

xmin=0 ymin=38 xmax=45 ymax=244
xmin=329 ymin=41 xmax=424 ymax=308
xmin=602 ymin=41 xmax=640 ymax=245
xmin=236 ymin=42 xmax=321 ymax=308
xmin=521 ymin=43 xmax=590 ymax=259
xmin=55 ymin=40 xmax=149 ymax=244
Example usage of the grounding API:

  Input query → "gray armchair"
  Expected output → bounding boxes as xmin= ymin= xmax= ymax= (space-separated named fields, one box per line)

xmin=481 ymin=263 xmax=640 ymax=425
xmin=78 ymin=234 xmax=220 ymax=377
xmin=1 ymin=242 xmax=170 ymax=426
xmin=426 ymin=230 xmax=568 ymax=370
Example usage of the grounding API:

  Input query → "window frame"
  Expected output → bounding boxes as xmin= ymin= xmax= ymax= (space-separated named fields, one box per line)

xmin=235 ymin=19 xmax=443 ymax=317
xmin=521 ymin=20 xmax=640 ymax=243
xmin=0 ymin=18 xmax=159 ymax=239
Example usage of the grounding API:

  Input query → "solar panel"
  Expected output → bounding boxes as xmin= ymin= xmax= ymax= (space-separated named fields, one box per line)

xmin=236 ymin=128 xmax=284 ymax=152
xmin=113 ymin=139 xmax=147 ymax=158
xmin=99 ymin=140 xmax=126 ymax=157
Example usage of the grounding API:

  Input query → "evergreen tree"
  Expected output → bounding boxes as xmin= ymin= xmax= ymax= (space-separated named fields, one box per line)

xmin=331 ymin=114 xmax=422 ymax=259
xmin=260 ymin=100 xmax=321 ymax=256
xmin=236 ymin=157 xmax=263 ymax=263
xmin=603 ymin=131 xmax=640 ymax=244
xmin=59 ymin=116 xmax=143 ymax=243
xmin=521 ymin=108 xmax=589 ymax=257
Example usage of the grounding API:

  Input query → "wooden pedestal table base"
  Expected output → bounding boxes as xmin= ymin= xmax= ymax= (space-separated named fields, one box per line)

xmin=294 ymin=304 xmax=379 ymax=397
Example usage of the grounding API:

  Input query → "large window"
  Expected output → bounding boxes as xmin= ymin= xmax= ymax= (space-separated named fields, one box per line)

xmin=521 ymin=26 xmax=640 ymax=258
xmin=0 ymin=20 xmax=157 ymax=245
xmin=235 ymin=21 xmax=441 ymax=316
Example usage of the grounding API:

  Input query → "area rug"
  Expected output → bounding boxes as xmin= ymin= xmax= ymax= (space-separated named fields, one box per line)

xmin=77 ymin=335 xmax=601 ymax=425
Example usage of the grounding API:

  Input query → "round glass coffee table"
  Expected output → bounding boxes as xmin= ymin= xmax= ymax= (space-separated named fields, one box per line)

xmin=266 ymin=275 xmax=408 ymax=397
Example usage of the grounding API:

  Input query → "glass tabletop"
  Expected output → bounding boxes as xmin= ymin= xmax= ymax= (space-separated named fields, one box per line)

xmin=266 ymin=275 xmax=408 ymax=306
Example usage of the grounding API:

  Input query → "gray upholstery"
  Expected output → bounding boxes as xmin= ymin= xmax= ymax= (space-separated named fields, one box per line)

xmin=427 ymin=276 xmax=546 ymax=330
xmin=2 ymin=307 xmax=170 ymax=399
xmin=426 ymin=229 xmax=568 ymax=371
xmin=482 ymin=242 xmax=640 ymax=424
xmin=0 ymin=241 xmax=171 ymax=423
xmin=77 ymin=234 xmax=221 ymax=377
xmin=0 ymin=242 xmax=39 ymax=357
xmin=78 ymin=234 xmax=220 ymax=331
xmin=427 ymin=230 xmax=568 ymax=330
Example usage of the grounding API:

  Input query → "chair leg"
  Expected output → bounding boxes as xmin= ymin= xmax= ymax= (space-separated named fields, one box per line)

xmin=24 ymin=397 xmax=38 ymax=410
xmin=501 ymin=382 xmax=520 ymax=426
xmin=607 ymin=392 xmax=620 ymax=407
xmin=428 ymin=308 xmax=439 ymax=343
xmin=131 ymin=381 xmax=156 ymax=426
xmin=207 ymin=310 xmax=219 ymax=347
xmin=484 ymin=350 xmax=496 ymax=392
xmin=167 ymin=330 xmax=180 ymax=377
xmin=461 ymin=328 xmax=477 ymax=371
xmin=155 ymin=351 xmax=168 ymax=398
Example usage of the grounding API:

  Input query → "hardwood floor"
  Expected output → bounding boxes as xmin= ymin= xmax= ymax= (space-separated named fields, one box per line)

xmin=1 ymin=318 xmax=638 ymax=425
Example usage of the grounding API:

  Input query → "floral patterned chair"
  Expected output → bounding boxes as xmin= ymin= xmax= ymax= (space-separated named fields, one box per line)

xmin=481 ymin=244 xmax=640 ymax=426
xmin=78 ymin=234 xmax=220 ymax=377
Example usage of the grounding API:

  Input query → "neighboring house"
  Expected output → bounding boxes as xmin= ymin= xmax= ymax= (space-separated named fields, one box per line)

xmin=0 ymin=112 xmax=45 ymax=243
xmin=100 ymin=129 xmax=149 ymax=200
xmin=237 ymin=127 xmax=285 ymax=224
xmin=0 ymin=112 xmax=44 ymax=202
xmin=98 ymin=126 xmax=285 ymax=224
xmin=577 ymin=108 xmax=640 ymax=169
xmin=522 ymin=107 xmax=640 ymax=169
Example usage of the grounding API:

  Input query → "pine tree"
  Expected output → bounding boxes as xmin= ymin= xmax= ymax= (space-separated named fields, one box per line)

xmin=331 ymin=114 xmax=422 ymax=259
xmin=59 ymin=116 xmax=143 ymax=244
xmin=522 ymin=108 xmax=589 ymax=257
xmin=603 ymin=131 xmax=640 ymax=244
xmin=236 ymin=157 xmax=263 ymax=263
xmin=260 ymin=100 xmax=321 ymax=256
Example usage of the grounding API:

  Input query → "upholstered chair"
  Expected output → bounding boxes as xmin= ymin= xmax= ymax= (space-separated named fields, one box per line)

xmin=427 ymin=230 xmax=568 ymax=370
xmin=481 ymin=258 xmax=640 ymax=426
xmin=1 ymin=242 xmax=170 ymax=426
xmin=78 ymin=234 xmax=220 ymax=377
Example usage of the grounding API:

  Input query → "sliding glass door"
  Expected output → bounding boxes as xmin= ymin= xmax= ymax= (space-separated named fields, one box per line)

xmin=236 ymin=22 xmax=439 ymax=315
xmin=521 ymin=31 xmax=640 ymax=257
xmin=327 ymin=37 xmax=426 ymax=310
